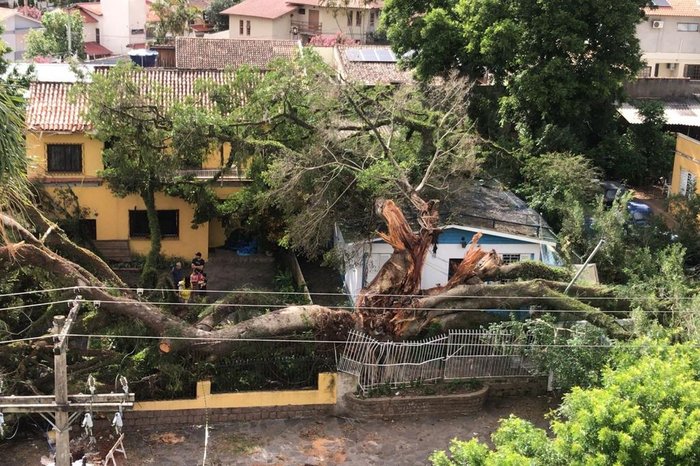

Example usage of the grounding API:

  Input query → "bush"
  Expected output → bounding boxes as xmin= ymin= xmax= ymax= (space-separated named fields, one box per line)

xmin=430 ymin=339 xmax=700 ymax=465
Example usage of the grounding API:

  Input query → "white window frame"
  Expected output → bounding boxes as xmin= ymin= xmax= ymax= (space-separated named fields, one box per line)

xmin=677 ymin=22 xmax=699 ymax=32
xmin=680 ymin=169 xmax=697 ymax=197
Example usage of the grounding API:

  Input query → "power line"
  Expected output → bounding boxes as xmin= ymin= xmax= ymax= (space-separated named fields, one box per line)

xmin=0 ymin=332 xmax=697 ymax=350
xmin=1 ymin=284 xmax=696 ymax=301
xmin=0 ymin=298 xmax=696 ymax=315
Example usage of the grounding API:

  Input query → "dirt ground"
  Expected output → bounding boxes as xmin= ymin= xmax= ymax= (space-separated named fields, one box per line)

xmin=0 ymin=395 xmax=556 ymax=465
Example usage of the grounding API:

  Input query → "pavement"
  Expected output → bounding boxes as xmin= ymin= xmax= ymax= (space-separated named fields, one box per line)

xmin=1 ymin=395 xmax=556 ymax=465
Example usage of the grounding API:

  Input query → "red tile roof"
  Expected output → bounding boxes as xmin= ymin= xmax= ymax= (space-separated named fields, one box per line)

xmin=222 ymin=0 xmax=296 ymax=19
xmin=26 ymin=69 xmax=238 ymax=133
xmin=289 ymin=0 xmax=383 ymax=8
xmin=84 ymin=41 xmax=112 ymax=57
xmin=72 ymin=7 xmax=98 ymax=23
xmin=27 ymin=82 xmax=87 ymax=133
xmin=646 ymin=0 xmax=700 ymax=18
xmin=335 ymin=45 xmax=412 ymax=85
xmin=75 ymin=2 xmax=102 ymax=16
xmin=175 ymin=37 xmax=300 ymax=69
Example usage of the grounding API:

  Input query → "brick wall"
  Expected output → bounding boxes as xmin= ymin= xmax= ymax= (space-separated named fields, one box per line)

xmin=343 ymin=386 xmax=490 ymax=419
xmin=342 ymin=377 xmax=548 ymax=419
xmin=124 ymin=404 xmax=333 ymax=427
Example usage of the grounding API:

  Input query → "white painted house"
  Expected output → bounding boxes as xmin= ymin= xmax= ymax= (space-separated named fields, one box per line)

xmin=0 ymin=7 xmax=42 ymax=62
xmin=338 ymin=225 xmax=560 ymax=303
xmin=222 ymin=0 xmax=382 ymax=43
xmin=637 ymin=0 xmax=700 ymax=78
xmin=71 ymin=0 xmax=148 ymax=57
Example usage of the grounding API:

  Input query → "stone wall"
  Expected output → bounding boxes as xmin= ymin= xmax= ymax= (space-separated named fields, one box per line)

xmin=124 ymin=404 xmax=333 ymax=427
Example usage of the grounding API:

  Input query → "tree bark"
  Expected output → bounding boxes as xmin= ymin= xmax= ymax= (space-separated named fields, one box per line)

xmin=141 ymin=185 xmax=162 ymax=286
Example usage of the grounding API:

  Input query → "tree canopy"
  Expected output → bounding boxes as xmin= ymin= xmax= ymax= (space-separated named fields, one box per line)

xmin=25 ymin=9 xmax=85 ymax=60
xmin=382 ymin=0 xmax=648 ymax=149
xmin=150 ymin=0 xmax=198 ymax=44
xmin=205 ymin=0 xmax=239 ymax=31
xmin=79 ymin=62 xmax=204 ymax=285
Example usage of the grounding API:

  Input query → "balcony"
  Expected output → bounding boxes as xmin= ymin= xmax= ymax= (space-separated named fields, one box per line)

xmin=291 ymin=20 xmax=322 ymax=36
xmin=176 ymin=167 xmax=248 ymax=182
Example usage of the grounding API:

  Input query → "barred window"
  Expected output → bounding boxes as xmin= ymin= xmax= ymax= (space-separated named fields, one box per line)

xmin=47 ymin=144 xmax=82 ymax=173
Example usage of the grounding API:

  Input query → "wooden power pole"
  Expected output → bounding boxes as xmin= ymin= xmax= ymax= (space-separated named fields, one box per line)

xmin=0 ymin=298 xmax=134 ymax=466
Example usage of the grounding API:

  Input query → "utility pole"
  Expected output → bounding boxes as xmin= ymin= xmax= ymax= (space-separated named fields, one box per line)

xmin=66 ymin=16 xmax=72 ymax=58
xmin=0 ymin=298 xmax=134 ymax=466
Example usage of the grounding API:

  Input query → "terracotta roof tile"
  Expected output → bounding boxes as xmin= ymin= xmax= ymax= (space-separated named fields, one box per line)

xmin=27 ymin=82 xmax=87 ymax=133
xmin=75 ymin=2 xmax=102 ymax=16
xmin=175 ymin=37 xmax=300 ymax=69
xmin=221 ymin=0 xmax=296 ymax=19
xmin=645 ymin=0 xmax=700 ymax=18
xmin=26 ymin=69 xmax=239 ymax=133
xmin=336 ymin=45 xmax=412 ymax=85
xmin=84 ymin=41 xmax=112 ymax=57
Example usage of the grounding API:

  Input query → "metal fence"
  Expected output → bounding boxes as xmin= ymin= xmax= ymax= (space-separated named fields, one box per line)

xmin=444 ymin=329 xmax=534 ymax=379
xmin=338 ymin=330 xmax=447 ymax=392
xmin=339 ymin=329 xmax=539 ymax=393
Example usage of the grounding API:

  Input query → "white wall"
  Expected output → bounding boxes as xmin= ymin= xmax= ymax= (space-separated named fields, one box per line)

xmin=83 ymin=22 xmax=97 ymax=43
xmin=2 ymin=14 xmax=42 ymax=62
xmin=637 ymin=16 xmax=700 ymax=77
xmin=343 ymin=238 xmax=543 ymax=303
xmin=228 ymin=15 xmax=289 ymax=39
xmin=227 ymin=6 xmax=380 ymax=42
xmin=100 ymin=0 xmax=146 ymax=54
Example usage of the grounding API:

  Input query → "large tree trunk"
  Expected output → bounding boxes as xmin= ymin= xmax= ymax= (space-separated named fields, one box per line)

xmin=141 ymin=185 xmax=162 ymax=287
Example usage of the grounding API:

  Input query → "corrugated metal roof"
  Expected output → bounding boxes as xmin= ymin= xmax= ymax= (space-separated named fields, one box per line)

xmin=618 ymin=98 xmax=700 ymax=126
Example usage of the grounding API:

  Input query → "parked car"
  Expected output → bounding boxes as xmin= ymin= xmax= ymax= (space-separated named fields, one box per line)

xmin=600 ymin=181 xmax=626 ymax=207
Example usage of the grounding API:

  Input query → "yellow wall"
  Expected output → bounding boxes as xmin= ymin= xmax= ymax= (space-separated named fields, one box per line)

xmin=28 ymin=132 xmax=243 ymax=258
xmin=671 ymin=133 xmax=700 ymax=195
xmin=134 ymin=373 xmax=337 ymax=411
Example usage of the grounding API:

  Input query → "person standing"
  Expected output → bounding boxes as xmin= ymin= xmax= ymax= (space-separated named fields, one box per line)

xmin=170 ymin=262 xmax=184 ymax=288
xmin=191 ymin=252 xmax=205 ymax=272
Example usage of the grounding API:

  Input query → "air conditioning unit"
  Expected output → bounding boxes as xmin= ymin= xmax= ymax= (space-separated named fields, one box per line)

xmin=652 ymin=20 xmax=664 ymax=29
xmin=667 ymin=63 xmax=678 ymax=70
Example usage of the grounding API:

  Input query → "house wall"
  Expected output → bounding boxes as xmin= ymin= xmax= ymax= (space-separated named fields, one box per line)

xmin=637 ymin=16 xmax=700 ymax=77
xmin=671 ymin=133 xmax=700 ymax=195
xmin=2 ymin=14 xmax=42 ymax=62
xmin=227 ymin=15 xmax=289 ymax=39
xmin=314 ymin=6 xmax=377 ymax=41
xmin=1 ymin=15 xmax=17 ymax=62
xmin=100 ymin=0 xmax=147 ymax=54
xmin=83 ymin=22 xmax=97 ymax=43
xmin=227 ymin=6 xmax=379 ymax=42
xmin=343 ymin=228 xmax=547 ymax=302
xmin=26 ymin=132 xmax=242 ymax=258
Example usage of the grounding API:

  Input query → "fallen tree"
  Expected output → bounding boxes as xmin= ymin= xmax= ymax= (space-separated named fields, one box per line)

xmin=1 ymin=196 xmax=630 ymax=359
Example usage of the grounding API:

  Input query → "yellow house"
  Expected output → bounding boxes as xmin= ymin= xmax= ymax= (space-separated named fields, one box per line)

xmin=671 ymin=133 xmax=700 ymax=197
xmin=25 ymin=69 xmax=248 ymax=261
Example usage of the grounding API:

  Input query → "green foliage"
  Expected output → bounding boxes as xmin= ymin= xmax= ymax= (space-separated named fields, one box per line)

xmin=668 ymin=195 xmax=700 ymax=267
xmin=173 ymin=51 xmax=480 ymax=257
xmin=79 ymin=61 xmax=207 ymax=286
xmin=384 ymin=0 xmax=647 ymax=149
xmin=205 ymin=0 xmax=239 ymax=31
xmin=430 ymin=339 xmax=700 ymax=466
xmin=150 ymin=0 xmax=198 ymax=44
xmin=25 ymin=10 xmax=84 ymax=60
xmin=518 ymin=152 xmax=600 ymax=231
xmin=490 ymin=317 xmax=612 ymax=391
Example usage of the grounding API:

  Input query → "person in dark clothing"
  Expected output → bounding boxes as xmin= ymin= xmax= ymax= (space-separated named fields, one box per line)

xmin=170 ymin=262 xmax=184 ymax=287
xmin=191 ymin=252 xmax=205 ymax=272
